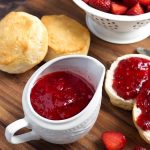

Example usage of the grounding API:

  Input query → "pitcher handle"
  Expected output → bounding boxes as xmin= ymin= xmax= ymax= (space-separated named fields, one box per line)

xmin=5 ymin=118 xmax=40 ymax=144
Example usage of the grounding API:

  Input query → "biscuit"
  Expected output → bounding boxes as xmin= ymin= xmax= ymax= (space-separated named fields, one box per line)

xmin=133 ymin=104 xmax=150 ymax=144
xmin=105 ymin=54 xmax=150 ymax=110
xmin=41 ymin=15 xmax=90 ymax=61
xmin=0 ymin=12 xmax=48 ymax=74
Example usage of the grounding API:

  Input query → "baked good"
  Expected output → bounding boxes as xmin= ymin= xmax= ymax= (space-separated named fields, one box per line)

xmin=41 ymin=15 xmax=90 ymax=61
xmin=105 ymin=54 xmax=150 ymax=110
xmin=0 ymin=11 xmax=48 ymax=74
xmin=105 ymin=54 xmax=150 ymax=144
xmin=133 ymin=80 xmax=150 ymax=144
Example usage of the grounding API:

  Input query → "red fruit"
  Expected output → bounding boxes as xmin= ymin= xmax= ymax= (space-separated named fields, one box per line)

xmin=89 ymin=0 xmax=111 ymax=12
xmin=147 ymin=5 xmax=150 ymax=12
xmin=123 ymin=0 xmax=138 ymax=7
xmin=139 ymin=0 xmax=150 ymax=6
xmin=83 ymin=0 xmax=90 ymax=3
xmin=111 ymin=2 xmax=128 ymax=15
xmin=134 ymin=145 xmax=147 ymax=150
xmin=101 ymin=131 xmax=126 ymax=150
xmin=126 ymin=3 xmax=144 ymax=15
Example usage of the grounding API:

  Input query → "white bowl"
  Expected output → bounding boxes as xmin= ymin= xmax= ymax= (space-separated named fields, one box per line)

xmin=73 ymin=0 xmax=150 ymax=44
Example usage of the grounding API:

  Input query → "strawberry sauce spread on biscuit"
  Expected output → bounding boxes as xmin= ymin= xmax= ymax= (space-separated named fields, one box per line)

xmin=136 ymin=80 xmax=150 ymax=131
xmin=113 ymin=57 xmax=150 ymax=100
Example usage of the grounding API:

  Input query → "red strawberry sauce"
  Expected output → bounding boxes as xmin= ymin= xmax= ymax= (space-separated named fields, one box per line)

xmin=30 ymin=71 xmax=94 ymax=120
xmin=136 ymin=80 xmax=150 ymax=131
xmin=112 ymin=57 xmax=150 ymax=100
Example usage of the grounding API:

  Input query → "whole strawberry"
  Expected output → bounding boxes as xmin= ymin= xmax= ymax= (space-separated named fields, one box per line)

xmin=89 ymin=0 xmax=111 ymax=12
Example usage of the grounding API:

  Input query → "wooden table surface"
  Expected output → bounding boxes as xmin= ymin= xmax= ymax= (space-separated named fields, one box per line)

xmin=0 ymin=0 xmax=150 ymax=149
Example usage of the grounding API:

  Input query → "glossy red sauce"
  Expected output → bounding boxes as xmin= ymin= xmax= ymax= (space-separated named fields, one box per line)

xmin=112 ymin=57 xmax=150 ymax=100
xmin=136 ymin=80 xmax=150 ymax=131
xmin=30 ymin=71 xmax=94 ymax=120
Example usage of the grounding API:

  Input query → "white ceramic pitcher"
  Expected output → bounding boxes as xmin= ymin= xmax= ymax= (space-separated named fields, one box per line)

xmin=5 ymin=55 xmax=105 ymax=144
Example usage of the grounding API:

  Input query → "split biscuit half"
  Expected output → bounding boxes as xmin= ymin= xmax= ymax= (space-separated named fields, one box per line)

xmin=41 ymin=15 xmax=90 ymax=61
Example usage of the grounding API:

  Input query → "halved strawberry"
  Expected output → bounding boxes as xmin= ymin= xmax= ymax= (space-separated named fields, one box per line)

xmin=147 ymin=5 xmax=150 ymax=12
xmin=111 ymin=2 xmax=128 ymax=15
xmin=139 ymin=0 xmax=150 ymax=6
xmin=89 ymin=0 xmax=111 ymax=12
xmin=134 ymin=145 xmax=147 ymax=150
xmin=123 ymin=0 xmax=138 ymax=7
xmin=101 ymin=131 xmax=126 ymax=150
xmin=126 ymin=3 xmax=144 ymax=15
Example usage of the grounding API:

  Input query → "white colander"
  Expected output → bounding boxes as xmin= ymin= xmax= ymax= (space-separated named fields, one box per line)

xmin=73 ymin=0 xmax=150 ymax=44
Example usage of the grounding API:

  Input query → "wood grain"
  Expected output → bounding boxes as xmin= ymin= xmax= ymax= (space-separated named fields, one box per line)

xmin=0 ymin=0 xmax=150 ymax=149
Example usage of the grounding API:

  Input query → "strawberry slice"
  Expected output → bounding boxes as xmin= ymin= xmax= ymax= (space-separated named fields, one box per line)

xmin=123 ymin=0 xmax=138 ymax=7
xmin=101 ymin=131 xmax=126 ymax=150
xmin=134 ymin=145 xmax=147 ymax=150
xmin=147 ymin=5 xmax=150 ymax=12
xmin=126 ymin=3 xmax=144 ymax=15
xmin=139 ymin=0 xmax=150 ymax=6
xmin=89 ymin=0 xmax=111 ymax=12
xmin=111 ymin=2 xmax=128 ymax=15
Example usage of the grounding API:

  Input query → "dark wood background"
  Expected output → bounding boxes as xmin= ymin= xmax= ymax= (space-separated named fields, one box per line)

xmin=0 ymin=0 xmax=150 ymax=149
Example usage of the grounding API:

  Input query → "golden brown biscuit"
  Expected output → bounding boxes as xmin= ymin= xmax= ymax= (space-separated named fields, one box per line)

xmin=41 ymin=15 xmax=90 ymax=61
xmin=0 ymin=12 xmax=48 ymax=74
